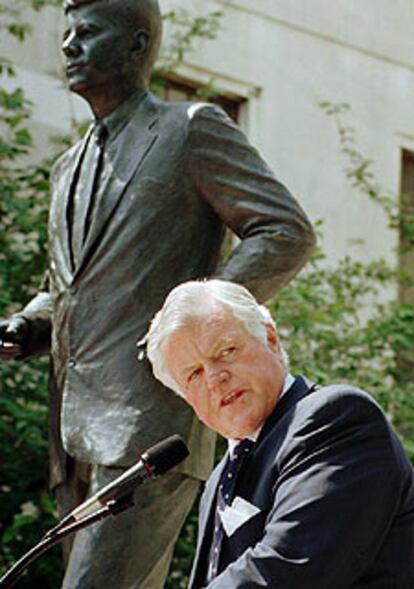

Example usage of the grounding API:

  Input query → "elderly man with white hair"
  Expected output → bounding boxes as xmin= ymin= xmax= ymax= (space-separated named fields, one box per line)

xmin=147 ymin=279 xmax=414 ymax=589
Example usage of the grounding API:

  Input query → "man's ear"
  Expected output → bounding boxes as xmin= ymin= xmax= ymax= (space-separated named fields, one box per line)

xmin=265 ymin=323 xmax=280 ymax=353
xmin=131 ymin=30 xmax=150 ymax=55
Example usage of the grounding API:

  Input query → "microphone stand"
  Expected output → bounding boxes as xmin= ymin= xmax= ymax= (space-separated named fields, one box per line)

xmin=0 ymin=493 xmax=135 ymax=589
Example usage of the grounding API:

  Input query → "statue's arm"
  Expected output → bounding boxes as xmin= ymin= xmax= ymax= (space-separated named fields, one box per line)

xmin=187 ymin=104 xmax=316 ymax=303
xmin=0 ymin=274 xmax=52 ymax=360
xmin=19 ymin=277 xmax=52 ymax=358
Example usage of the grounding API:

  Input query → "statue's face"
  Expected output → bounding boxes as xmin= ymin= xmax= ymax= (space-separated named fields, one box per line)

xmin=62 ymin=2 xmax=139 ymax=99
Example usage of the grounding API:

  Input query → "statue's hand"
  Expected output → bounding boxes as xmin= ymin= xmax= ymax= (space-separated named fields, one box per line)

xmin=0 ymin=317 xmax=29 ymax=360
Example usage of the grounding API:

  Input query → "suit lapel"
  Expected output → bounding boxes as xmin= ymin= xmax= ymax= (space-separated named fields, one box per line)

xmin=51 ymin=129 xmax=92 ymax=279
xmin=74 ymin=93 xmax=160 ymax=279
xmin=190 ymin=457 xmax=228 ymax=586
xmin=257 ymin=375 xmax=317 ymax=443
xmin=199 ymin=458 xmax=227 ymax=537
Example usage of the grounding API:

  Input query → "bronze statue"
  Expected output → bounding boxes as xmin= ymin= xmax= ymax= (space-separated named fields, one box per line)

xmin=0 ymin=0 xmax=316 ymax=587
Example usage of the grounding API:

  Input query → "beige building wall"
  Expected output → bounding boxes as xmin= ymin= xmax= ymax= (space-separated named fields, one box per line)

xmin=1 ymin=0 xmax=414 ymax=277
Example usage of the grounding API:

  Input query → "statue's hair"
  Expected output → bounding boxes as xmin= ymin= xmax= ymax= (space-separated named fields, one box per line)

xmin=64 ymin=0 xmax=98 ymax=12
xmin=146 ymin=279 xmax=289 ymax=398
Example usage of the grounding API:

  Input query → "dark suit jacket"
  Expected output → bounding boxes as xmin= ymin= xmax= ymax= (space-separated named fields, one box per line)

xmin=18 ymin=91 xmax=315 ymax=484
xmin=190 ymin=376 xmax=414 ymax=588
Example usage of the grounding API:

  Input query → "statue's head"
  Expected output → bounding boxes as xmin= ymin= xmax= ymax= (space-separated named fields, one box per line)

xmin=62 ymin=0 xmax=162 ymax=112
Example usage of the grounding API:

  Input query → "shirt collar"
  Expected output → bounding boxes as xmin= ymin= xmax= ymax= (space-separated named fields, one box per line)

xmin=98 ymin=88 xmax=147 ymax=142
xmin=227 ymin=372 xmax=295 ymax=458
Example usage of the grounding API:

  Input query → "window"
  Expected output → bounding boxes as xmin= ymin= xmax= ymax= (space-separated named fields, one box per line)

xmin=154 ymin=73 xmax=244 ymax=123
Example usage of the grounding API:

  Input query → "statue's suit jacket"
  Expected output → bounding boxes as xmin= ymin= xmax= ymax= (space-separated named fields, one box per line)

xmin=19 ymin=92 xmax=315 ymax=485
xmin=190 ymin=376 xmax=414 ymax=588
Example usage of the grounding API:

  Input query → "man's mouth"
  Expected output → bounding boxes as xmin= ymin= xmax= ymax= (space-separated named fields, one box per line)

xmin=220 ymin=390 xmax=245 ymax=407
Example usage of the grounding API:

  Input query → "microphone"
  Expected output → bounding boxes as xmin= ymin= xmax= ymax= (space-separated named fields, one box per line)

xmin=46 ymin=434 xmax=188 ymax=537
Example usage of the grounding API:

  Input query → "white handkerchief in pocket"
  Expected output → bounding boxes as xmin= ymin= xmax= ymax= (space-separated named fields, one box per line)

xmin=218 ymin=496 xmax=261 ymax=537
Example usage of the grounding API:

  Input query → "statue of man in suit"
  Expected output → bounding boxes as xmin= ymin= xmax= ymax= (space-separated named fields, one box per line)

xmin=0 ymin=0 xmax=316 ymax=587
xmin=147 ymin=279 xmax=414 ymax=589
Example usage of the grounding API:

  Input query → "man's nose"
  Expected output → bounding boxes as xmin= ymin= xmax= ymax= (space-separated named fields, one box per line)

xmin=62 ymin=34 xmax=81 ymax=58
xmin=205 ymin=367 xmax=231 ymax=392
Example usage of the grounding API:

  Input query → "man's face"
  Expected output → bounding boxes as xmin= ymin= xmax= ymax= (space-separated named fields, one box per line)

xmin=162 ymin=305 xmax=285 ymax=439
xmin=62 ymin=3 xmax=137 ymax=97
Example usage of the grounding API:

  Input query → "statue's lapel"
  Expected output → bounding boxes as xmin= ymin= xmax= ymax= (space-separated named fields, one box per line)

xmin=52 ymin=128 xmax=93 ymax=278
xmin=75 ymin=94 xmax=159 ymax=279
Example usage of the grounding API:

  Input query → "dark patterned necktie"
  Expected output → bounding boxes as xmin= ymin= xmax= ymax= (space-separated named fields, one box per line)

xmin=206 ymin=438 xmax=254 ymax=583
xmin=70 ymin=121 xmax=107 ymax=266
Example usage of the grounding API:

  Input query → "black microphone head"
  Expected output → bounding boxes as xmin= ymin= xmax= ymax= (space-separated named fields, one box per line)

xmin=143 ymin=435 xmax=189 ymax=475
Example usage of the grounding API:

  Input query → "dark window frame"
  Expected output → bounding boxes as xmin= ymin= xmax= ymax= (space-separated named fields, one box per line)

xmin=154 ymin=72 xmax=245 ymax=123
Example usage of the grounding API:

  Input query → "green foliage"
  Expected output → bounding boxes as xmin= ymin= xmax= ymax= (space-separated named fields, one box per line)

xmin=0 ymin=360 xmax=63 ymax=587
xmin=319 ymin=101 xmax=414 ymax=250
xmin=160 ymin=8 xmax=223 ymax=71
xmin=0 ymin=1 xmax=63 ymax=586
xmin=0 ymin=165 xmax=63 ymax=582
xmin=0 ymin=0 xmax=62 ymax=40
xmin=270 ymin=250 xmax=414 ymax=457
xmin=166 ymin=505 xmax=199 ymax=589
xmin=269 ymin=104 xmax=414 ymax=461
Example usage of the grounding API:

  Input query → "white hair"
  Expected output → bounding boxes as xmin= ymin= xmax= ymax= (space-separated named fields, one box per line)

xmin=145 ymin=280 xmax=289 ymax=397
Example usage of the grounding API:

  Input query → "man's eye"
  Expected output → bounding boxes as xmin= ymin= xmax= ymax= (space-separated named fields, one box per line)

xmin=188 ymin=368 xmax=202 ymax=382
xmin=221 ymin=346 xmax=236 ymax=357
xmin=77 ymin=25 xmax=98 ymax=38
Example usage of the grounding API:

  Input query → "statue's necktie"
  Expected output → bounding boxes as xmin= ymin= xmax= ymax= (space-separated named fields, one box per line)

xmin=206 ymin=438 xmax=254 ymax=583
xmin=71 ymin=122 xmax=107 ymax=267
